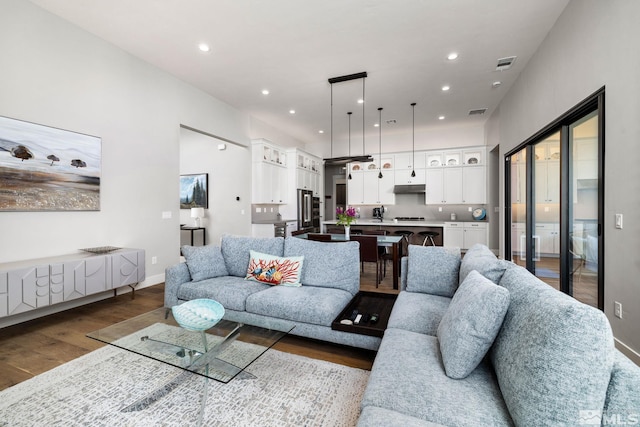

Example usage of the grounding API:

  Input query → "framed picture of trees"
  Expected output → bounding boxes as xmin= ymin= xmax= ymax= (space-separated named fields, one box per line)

xmin=179 ymin=173 xmax=208 ymax=209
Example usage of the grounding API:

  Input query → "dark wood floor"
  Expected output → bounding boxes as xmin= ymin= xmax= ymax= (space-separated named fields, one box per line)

xmin=0 ymin=277 xmax=385 ymax=392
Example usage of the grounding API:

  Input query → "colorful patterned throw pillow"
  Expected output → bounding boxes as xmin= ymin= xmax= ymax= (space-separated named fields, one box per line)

xmin=245 ymin=250 xmax=304 ymax=286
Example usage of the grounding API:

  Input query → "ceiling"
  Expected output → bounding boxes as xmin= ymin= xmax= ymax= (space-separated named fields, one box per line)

xmin=30 ymin=0 xmax=569 ymax=155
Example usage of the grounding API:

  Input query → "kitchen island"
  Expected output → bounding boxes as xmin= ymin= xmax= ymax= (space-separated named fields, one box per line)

xmin=321 ymin=219 xmax=446 ymax=246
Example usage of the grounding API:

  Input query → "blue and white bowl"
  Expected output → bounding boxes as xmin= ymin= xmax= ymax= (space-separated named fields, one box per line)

xmin=172 ymin=299 xmax=225 ymax=331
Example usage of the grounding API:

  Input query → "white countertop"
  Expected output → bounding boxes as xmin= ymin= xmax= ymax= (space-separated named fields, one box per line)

xmin=322 ymin=220 xmax=446 ymax=227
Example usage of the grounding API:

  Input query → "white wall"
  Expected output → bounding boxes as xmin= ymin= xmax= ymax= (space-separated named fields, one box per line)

xmin=179 ymin=128 xmax=251 ymax=245
xmin=495 ymin=0 xmax=640 ymax=357
xmin=0 ymin=0 xmax=252 ymax=286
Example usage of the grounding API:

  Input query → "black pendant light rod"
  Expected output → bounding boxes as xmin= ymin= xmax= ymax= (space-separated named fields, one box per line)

xmin=348 ymin=112 xmax=352 ymax=180
xmin=330 ymin=83 xmax=334 ymax=158
xmin=378 ymin=107 xmax=383 ymax=179
xmin=411 ymin=102 xmax=417 ymax=178
xmin=362 ymin=77 xmax=366 ymax=156
xmin=328 ymin=71 xmax=368 ymax=84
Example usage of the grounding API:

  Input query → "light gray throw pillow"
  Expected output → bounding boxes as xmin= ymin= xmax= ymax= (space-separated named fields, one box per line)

xmin=406 ymin=245 xmax=461 ymax=297
xmin=437 ymin=270 xmax=510 ymax=379
xmin=459 ymin=243 xmax=511 ymax=284
xmin=181 ymin=245 xmax=229 ymax=281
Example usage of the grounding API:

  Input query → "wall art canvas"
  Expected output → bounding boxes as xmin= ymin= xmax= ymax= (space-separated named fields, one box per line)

xmin=180 ymin=173 xmax=208 ymax=209
xmin=0 ymin=116 xmax=101 ymax=211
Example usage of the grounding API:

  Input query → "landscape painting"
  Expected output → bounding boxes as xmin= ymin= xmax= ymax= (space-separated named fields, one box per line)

xmin=0 ymin=116 xmax=101 ymax=211
xmin=180 ymin=173 xmax=208 ymax=209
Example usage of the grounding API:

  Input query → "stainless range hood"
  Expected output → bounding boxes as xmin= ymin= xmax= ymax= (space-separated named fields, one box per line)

xmin=393 ymin=184 xmax=426 ymax=194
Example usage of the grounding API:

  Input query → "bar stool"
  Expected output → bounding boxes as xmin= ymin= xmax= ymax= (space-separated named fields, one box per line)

xmin=418 ymin=230 xmax=439 ymax=246
xmin=381 ymin=230 xmax=414 ymax=278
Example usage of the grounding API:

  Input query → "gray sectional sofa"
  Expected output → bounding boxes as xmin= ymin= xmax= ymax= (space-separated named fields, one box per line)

xmin=166 ymin=235 xmax=640 ymax=426
xmin=358 ymin=244 xmax=640 ymax=427
xmin=165 ymin=234 xmax=381 ymax=350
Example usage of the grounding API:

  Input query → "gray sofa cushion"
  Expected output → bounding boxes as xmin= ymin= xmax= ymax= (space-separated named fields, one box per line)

xmin=459 ymin=244 xmax=510 ymax=284
xmin=361 ymin=328 xmax=513 ymax=427
xmin=490 ymin=264 xmax=615 ymax=427
xmin=221 ymin=235 xmax=284 ymax=277
xmin=602 ymin=351 xmax=640 ymax=425
xmin=245 ymin=285 xmax=353 ymax=326
xmin=284 ymin=237 xmax=360 ymax=295
xmin=177 ymin=276 xmax=269 ymax=311
xmin=437 ymin=270 xmax=510 ymax=379
xmin=358 ymin=406 xmax=447 ymax=427
xmin=181 ymin=245 xmax=228 ymax=281
xmin=406 ymin=246 xmax=461 ymax=297
xmin=387 ymin=291 xmax=450 ymax=336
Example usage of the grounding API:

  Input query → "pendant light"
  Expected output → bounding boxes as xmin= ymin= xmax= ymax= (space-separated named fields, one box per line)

xmin=411 ymin=102 xmax=417 ymax=178
xmin=324 ymin=72 xmax=373 ymax=165
xmin=347 ymin=112 xmax=352 ymax=180
xmin=378 ymin=107 xmax=383 ymax=179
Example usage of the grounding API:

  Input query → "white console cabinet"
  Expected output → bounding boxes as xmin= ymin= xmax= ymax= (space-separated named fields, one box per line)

xmin=0 ymin=248 xmax=145 ymax=318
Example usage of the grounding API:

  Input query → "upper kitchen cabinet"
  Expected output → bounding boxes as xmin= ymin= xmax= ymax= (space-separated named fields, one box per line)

xmin=394 ymin=152 xmax=426 ymax=170
xmin=424 ymin=146 xmax=487 ymax=205
xmin=252 ymin=139 xmax=288 ymax=204
xmin=347 ymin=158 xmax=395 ymax=205
xmin=287 ymin=149 xmax=322 ymax=195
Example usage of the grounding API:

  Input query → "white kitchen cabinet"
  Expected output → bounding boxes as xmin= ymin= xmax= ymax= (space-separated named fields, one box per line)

xmin=253 ymin=162 xmax=288 ymax=204
xmin=394 ymin=168 xmax=426 ymax=185
xmin=444 ymin=222 xmax=488 ymax=249
xmin=394 ymin=152 xmax=426 ymax=170
xmin=425 ymin=167 xmax=463 ymax=205
xmin=463 ymin=149 xmax=483 ymax=165
xmin=463 ymin=222 xmax=488 ymax=248
xmin=444 ymin=222 xmax=464 ymax=248
xmin=534 ymin=161 xmax=560 ymax=203
xmin=425 ymin=168 xmax=444 ymax=204
xmin=252 ymin=140 xmax=289 ymax=204
xmin=510 ymin=161 xmax=527 ymax=204
xmin=511 ymin=222 xmax=526 ymax=260
xmin=347 ymin=168 xmax=395 ymax=205
xmin=443 ymin=150 xmax=462 ymax=167
xmin=534 ymin=223 xmax=559 ymax=255
xmin=462 ymin=166 xmax=486 ymax=204
xmin=426 ymin=152 xmax=443 ymax=167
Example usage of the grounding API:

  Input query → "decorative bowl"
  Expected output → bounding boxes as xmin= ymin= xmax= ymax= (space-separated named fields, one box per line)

xmin=172 ymin=299 xmax=225 ymax=331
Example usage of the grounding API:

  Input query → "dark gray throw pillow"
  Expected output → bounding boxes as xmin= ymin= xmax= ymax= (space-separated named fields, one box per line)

xmin=181 ymin=245 xmax=228 ymax=281
xmin=437 ymin=270 xmax=510 ymax=379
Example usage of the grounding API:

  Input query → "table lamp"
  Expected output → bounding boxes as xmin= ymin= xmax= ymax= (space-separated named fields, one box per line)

xmin=191 ymin=207 xmax=204 ymax=227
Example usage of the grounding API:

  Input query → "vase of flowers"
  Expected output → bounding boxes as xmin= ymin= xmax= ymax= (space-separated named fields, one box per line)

xmin=336 ymin=206 xmax=356 ymax=240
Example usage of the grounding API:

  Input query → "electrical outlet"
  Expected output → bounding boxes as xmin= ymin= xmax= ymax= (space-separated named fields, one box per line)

xmin=614 ymin=302 xmax=622 ymax=319
xmin=151 ymin=256 xmax=158 ymax=265
xmin=161 ymin=211 xmax=172 ymax=219
xmin=438 ymin=207 xmax=442 ymax=212
xmin=468 ymin=207 xmax=473 ymax=212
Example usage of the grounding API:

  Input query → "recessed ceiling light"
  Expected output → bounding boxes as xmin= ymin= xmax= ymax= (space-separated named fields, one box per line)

xmin=492 ymin=81 xmax=502 ymax=88
xmin=318 ymin=130 xmax=324 ymax=134
xmin=442 ymin=85 xmax=450 ymax=92
xmin=439 ymin=115 xmax=446 ymax=120
xmin=261 ymin=89 xmax=270 ymax=95
xmin=198 ymin=43 xmax=211 ymax=52
xmin=374 ymin=123 xmax=380 ymax=127
xmin=289 ymin=110 xmax=296 ymax=114
xmin=357 ymin=99 xmax=364 ymax=104
xmin=447 ymin=52 xmax=458 ymax=61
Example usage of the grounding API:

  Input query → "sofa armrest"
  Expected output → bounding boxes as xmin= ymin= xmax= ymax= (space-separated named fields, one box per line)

xmin=400 ymin=257 xmax=408 ymax=291
xmin=603 ymin=350 xmax=640 ymax=422
xmin=164 ymin=263 xmax=191 ymax=307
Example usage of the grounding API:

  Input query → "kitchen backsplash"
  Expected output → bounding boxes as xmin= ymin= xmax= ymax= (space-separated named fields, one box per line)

xmin=351 ymin=194 xmax=488 ymax=222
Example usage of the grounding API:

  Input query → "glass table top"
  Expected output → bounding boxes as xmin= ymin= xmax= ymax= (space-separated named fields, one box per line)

xmin=87 ymin=307 xmax=295 ymax=383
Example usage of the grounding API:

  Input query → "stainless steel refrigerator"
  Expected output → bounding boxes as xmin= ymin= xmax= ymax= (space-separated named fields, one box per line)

xmin=297 ymin=189 xmax=318 ymax=231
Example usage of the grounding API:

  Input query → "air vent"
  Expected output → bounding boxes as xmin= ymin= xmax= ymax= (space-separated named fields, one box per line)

xmin=468 ymin=108 xmax=487 ymax=116
xmin=386 ymin=119 xmax=397 ymax=124
xmin=496 ymin=56 xmax=517 ymax=71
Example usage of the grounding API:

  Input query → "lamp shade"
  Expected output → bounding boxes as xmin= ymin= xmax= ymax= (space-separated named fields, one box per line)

xmin=191 ymin=207 xmax=204 ymax=218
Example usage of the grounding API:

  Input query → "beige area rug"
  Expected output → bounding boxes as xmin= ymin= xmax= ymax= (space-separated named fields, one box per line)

xmin=0 ymin=340 xmax=369 ymax=426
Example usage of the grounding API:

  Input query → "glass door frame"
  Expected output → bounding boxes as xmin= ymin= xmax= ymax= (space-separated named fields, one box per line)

xmin=504 ymin=87 xmax=604 ymax=309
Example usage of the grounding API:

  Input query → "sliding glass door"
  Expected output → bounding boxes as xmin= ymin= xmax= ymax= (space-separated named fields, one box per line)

xmin=568 ymin=112 xmax=600 ymax=307
xmin=505 ymin=90 xmax=603 ymax=309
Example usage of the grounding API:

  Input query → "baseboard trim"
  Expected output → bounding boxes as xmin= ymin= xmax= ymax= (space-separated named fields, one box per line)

xmin=615 ymin=338 xmax=640 ymax=366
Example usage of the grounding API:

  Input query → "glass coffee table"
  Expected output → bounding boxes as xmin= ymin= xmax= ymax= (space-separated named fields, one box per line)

xmin=87 ymin=307 xmax=295 ymax=424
